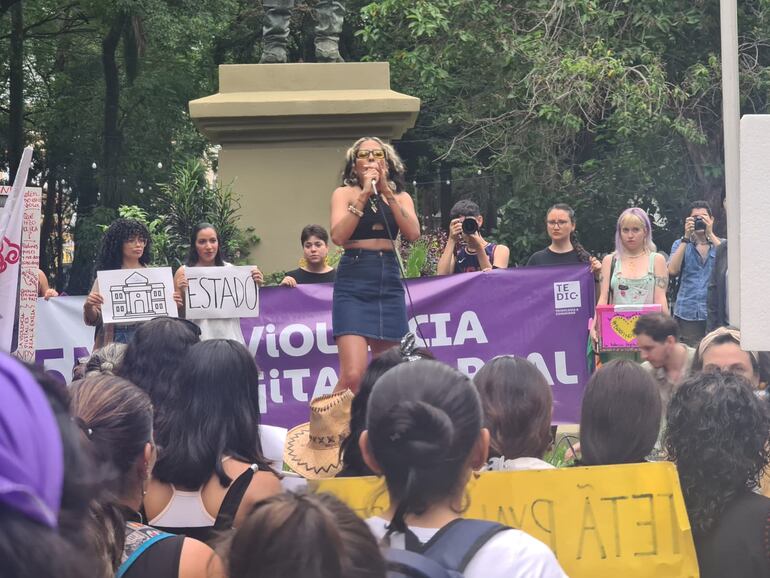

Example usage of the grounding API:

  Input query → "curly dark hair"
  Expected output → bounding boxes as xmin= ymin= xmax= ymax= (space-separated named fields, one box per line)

xmin=95 ymin=218 xmax=151 ymax=273
xmin=665 ymin=371 xmax=770 ymax=536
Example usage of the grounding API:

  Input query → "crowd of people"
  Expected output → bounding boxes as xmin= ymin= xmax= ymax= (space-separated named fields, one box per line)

xmin=4 ymin=320 xmax=769 ymax=577
xmin=6 ymin=137 xmax=767 ymax=577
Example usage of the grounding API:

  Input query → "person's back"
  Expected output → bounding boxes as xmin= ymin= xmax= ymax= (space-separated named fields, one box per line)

xmin=146 ymin=340 xmax=281 ymax=542
xmin=70 ymin=374 xmax=223 ymax=578
xmin=666 ymin=371 xmax=770 ymax=578
xmin=473 ymin=355 xmax=555 ymax=472
xmin=360 ymin=360 xmax=566 ymax=578
xmin=579 ymin=359 xmax=661 ymax=465
xmin=695 ymin=491 xmax=770 ymax=578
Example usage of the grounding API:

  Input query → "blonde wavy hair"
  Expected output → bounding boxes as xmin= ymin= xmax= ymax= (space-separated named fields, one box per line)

xmin=341 ymin=136 xmax=407 ymax=193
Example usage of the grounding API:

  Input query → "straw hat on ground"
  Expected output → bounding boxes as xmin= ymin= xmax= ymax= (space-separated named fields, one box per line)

xmin=283 ymin=389 xmax=354 ymax=479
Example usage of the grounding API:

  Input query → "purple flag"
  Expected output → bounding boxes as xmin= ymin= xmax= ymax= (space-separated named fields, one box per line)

xmin=242 ymin=264 xmax=594 ymax=428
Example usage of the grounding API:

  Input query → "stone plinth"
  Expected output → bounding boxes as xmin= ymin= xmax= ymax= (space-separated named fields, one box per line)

xmin=189 ymin=63 xmax=420 ymax=274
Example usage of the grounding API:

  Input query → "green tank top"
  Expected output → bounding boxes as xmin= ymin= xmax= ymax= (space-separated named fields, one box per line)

xmin=610 ymin=252 xmax=657 ymax=305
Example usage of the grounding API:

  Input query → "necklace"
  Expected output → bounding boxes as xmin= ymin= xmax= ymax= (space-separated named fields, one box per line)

xmin=626 ymin=251 xmax=647 ymax=258
xmin=369 ymin=196 xmax=378 ymax=213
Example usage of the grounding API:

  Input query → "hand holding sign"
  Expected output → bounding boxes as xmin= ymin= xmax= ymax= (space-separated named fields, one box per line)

xmin=97 ymin=267 xmax=177 ymax=325
xmin=184 ymin=266 xmax=259 ymax=320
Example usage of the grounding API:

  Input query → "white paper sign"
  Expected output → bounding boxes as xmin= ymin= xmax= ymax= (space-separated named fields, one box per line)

xmin=97 ymin=267 xmax=177 ymax=324
xmin=15 ymin=186 xmax=43 ymax=362
xmin=184 ymin=266 xmax=259 ymax=320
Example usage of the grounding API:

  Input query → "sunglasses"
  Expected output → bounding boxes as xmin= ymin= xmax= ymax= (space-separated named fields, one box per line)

xmin=355 ymin=149 xmax=386 ymax=160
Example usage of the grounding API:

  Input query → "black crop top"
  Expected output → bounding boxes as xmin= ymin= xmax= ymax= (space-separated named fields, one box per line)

xmin=349 ymin=197 xmax=399 ymax=241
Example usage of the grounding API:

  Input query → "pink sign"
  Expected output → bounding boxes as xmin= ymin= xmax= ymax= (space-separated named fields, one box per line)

xmin=596 ymin=304 xmax=662 ymax=351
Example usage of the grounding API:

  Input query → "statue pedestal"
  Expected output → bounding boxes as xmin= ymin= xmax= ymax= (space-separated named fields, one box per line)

xmin=189 ymin=62 xmax=420 ymax=274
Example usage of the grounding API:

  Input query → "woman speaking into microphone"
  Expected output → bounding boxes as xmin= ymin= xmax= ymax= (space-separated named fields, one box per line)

xmin=330 ymin=137 xmax=420 ymax=393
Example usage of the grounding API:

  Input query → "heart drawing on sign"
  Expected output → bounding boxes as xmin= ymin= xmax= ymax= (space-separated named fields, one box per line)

xmin=610 ymin=315 xmax=641 ymax=343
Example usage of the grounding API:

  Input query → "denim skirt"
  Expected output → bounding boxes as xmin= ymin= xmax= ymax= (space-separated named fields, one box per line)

xmin=332 ymin=249 xmax=409 ymax=341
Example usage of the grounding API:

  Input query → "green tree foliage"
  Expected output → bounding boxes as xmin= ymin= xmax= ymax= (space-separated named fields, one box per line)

xmin=0 ymin=0 xmax=243 ymax=291
xmin=151 ymin=159 xmax=259 ymax=267
xmin=356 ymin=0 xmax=770 ymax=263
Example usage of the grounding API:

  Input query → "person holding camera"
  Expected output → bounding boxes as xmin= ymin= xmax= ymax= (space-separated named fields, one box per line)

xmin=437 ymin=199 xmax=510 ymax=275
xmin=667 ymin=201 xmax=723 ymax=347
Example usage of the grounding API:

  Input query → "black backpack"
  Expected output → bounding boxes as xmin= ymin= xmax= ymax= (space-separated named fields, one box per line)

xmin=384 ymin=519 xmax=509 ymax=578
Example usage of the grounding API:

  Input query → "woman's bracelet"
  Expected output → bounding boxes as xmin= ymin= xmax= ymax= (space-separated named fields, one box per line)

xmin=347 ymin=204 xmax=364 ymax=218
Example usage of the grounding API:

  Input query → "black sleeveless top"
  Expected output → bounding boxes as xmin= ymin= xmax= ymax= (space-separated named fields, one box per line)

xmin=694 ymin=491 xmax=770 ymax=578
xmin=121 ymin=521 xmax=185 ymax=578
xmin=349 ymin=196 xmax=399 ymax=240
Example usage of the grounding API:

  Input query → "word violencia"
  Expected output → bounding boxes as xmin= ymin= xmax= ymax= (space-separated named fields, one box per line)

xmin=247 ymin=311 xmax=580 ymax=409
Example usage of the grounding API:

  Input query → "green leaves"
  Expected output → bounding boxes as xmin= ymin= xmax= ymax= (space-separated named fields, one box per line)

xmin=354 ymin=0 xmax=759 ymax=258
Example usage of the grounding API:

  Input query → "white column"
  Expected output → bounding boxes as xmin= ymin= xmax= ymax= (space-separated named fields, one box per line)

xmin=720 ymin=0 xmax=741 ymax=327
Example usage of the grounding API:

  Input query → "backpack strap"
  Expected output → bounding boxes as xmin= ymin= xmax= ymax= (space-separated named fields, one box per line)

xmin=417 ymin=519 xmax=510 ymax=573
xmin=384 ymin=548 xmax=457 ymax=578
xmin=608 ymin=253 xmax=617 ymax=302
xmin=117 ymin=522 xmax=174 ymax=578
xmin=213 ymin=463 xmax=257 ymax=530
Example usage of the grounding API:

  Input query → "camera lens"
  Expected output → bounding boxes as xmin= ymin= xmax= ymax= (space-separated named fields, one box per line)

xmin=694 ymin=217 xmax=707 ymax=231
xmin=462 ymin=217 xmax=478 ymax=235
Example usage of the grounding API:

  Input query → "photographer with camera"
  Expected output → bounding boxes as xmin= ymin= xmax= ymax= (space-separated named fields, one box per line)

xmin=667 ymin=201 xmax=723 ymax=346
xmin=437 ymin=199 xmax=510 ymax=275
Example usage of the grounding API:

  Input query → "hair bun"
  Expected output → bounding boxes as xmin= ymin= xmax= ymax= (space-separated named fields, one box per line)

xmin=377 ymin=401 xmax=454 ymax=465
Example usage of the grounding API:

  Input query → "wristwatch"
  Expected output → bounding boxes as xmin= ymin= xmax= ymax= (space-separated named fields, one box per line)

xmin=680 ymin=236 xmax=691 ymax=244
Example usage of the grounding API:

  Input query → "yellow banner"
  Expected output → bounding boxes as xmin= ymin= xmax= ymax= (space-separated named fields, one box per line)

xmin=313 ymin=462 xmax=699 ymax=578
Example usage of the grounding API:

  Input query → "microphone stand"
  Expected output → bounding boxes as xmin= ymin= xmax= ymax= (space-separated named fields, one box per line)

xmin=370 ymin=178 xmax=424 ymax=346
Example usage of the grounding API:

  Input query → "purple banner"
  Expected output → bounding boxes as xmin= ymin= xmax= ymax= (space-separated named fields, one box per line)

xmin=243 ymin=264 xmax=594 ymax=429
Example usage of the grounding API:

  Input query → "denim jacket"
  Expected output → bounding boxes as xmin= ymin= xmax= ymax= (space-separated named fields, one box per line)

xmin=670 ymin=239 xmax=719 ymax=321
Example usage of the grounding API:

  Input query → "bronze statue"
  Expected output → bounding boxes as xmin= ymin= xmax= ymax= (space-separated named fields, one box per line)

xmin=260 ymin=0 xmax=345 ymax=63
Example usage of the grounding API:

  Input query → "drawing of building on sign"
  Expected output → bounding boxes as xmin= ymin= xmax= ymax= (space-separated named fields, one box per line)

xmin=110 ymin=271 xmax=168 ymax=319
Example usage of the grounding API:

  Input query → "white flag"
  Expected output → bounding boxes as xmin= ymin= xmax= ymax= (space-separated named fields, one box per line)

xmin=0 ymin=147 xmax=34 ymax=352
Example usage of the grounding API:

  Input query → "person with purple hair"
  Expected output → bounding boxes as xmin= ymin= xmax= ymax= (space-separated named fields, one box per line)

xmin=591 ymin=207 xmax=669 ymax=349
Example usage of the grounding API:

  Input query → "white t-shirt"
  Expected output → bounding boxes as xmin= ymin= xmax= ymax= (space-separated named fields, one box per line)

xmin=366 ymin=516 xmax=568 ymax=578
xmin=183 ymin=263 xmax=246 ymax=344
xmin=485 ymin=456 xmax=556 ymax=472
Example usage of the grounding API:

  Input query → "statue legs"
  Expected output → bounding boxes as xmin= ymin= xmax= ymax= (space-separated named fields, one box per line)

xmin=259 ymin=0 xmax=294 ymax=63
xmin=259 ymin=0 xmax=345 ymax=63
xmin=314 ymin=1 xmax=345 ymax=62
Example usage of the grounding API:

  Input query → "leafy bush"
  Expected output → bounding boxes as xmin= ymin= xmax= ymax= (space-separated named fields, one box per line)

xmin=399 ymin=229 xmax=448 ymax=277
xmin=151 ymin=159 xmax=259 ymax=267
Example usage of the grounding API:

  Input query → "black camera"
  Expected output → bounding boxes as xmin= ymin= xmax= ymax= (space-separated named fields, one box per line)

xmin=462 ymin=217 xmax=479 ymax=235
xmin=694 ymin=216 xmax=707 ymax=231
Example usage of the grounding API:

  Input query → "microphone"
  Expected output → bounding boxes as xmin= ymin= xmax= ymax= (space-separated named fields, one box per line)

xmin=371 ymin=177 xmax=379 ymax=195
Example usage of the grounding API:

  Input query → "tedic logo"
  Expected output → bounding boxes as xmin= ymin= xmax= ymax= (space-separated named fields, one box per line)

xmin=554 ymin=281 xmax=581 ymax=309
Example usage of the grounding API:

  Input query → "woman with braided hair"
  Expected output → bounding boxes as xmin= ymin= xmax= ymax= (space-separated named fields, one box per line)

xmin=526 ymin=203 xmax=601 ymax=275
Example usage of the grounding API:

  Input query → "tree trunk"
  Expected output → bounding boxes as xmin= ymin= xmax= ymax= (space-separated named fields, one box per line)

xmin=8 ymin=1 xmax=24 ymax=181
xmin=40 ymin=162 xmax=57 ymax=274
xmin=0 ymin=0 xmax=23 ymax=19
xmin=101 ymin=13 xmax=127 ymax=208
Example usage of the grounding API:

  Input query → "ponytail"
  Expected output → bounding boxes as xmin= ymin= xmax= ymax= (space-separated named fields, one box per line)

xmin=365 ymin=361 xmax=483 ymax=536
